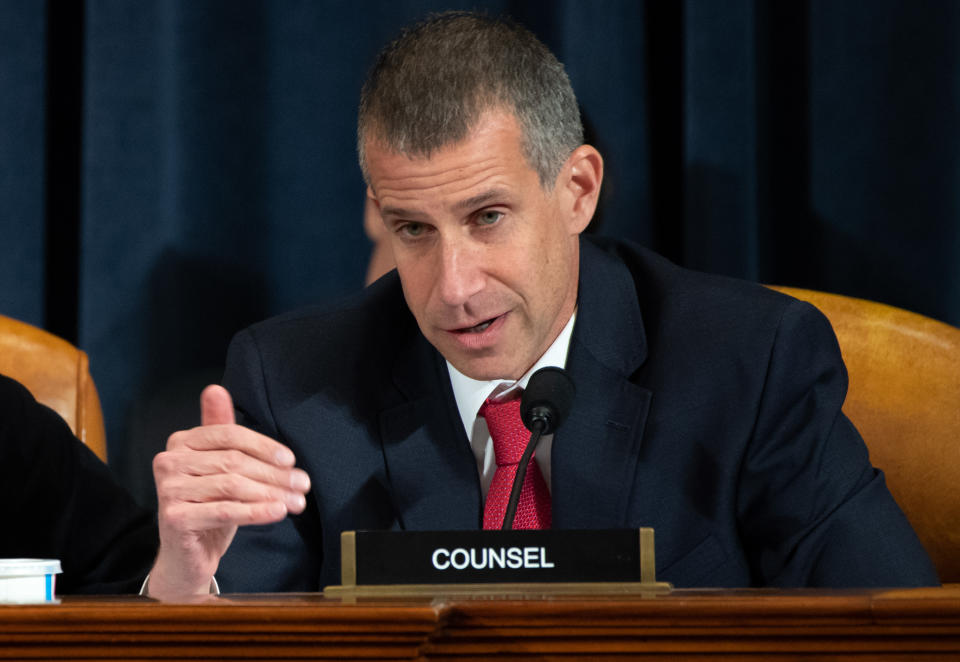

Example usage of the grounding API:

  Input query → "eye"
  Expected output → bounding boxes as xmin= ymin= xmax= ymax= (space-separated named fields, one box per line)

xmin=476 ymin=210 xmax=503 ymax=226
xmin=398 ymin=222 xmax=426 ymax=238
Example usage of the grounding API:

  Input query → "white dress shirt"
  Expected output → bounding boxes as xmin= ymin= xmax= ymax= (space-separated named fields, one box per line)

xmin=446 ymin=312 xmax=576 ymax=497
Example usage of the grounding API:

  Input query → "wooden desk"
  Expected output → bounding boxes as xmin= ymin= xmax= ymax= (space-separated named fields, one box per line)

xmin=1 ymin=587 xmax=959 ymax=660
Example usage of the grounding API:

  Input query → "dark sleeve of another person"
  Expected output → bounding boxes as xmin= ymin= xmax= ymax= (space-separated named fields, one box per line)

xmin=0 ymin=374 xmax=158 ymax=594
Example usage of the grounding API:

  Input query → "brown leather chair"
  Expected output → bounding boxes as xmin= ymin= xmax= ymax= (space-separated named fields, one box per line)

xmin=768 ymin=287 xmax=960 ymax=584
xmin=0 ymin=314 xmax=107 ymax=462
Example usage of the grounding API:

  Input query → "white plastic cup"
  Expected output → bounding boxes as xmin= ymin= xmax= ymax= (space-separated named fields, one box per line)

xmin=0 ymin=559 xmax=63 ymax=603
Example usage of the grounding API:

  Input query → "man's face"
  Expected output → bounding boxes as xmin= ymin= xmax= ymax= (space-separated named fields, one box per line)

xmin=365 ymin=110 xmax=588 ymax=380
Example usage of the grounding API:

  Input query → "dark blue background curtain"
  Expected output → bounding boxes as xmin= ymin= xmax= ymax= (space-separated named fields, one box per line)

xmin=2 ymin=0 xmax=958 ymax=506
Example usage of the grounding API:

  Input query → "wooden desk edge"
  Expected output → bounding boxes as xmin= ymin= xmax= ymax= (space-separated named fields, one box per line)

xmin=0 ymin=587 xmax=957 ymax=661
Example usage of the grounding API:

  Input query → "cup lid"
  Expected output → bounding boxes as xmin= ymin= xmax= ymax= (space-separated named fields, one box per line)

xmin=0 ymin=559 xmax=63 ymax=576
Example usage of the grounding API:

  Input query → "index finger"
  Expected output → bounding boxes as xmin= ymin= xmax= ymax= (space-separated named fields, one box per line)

xmin=167 ymin=423 xmax=296 ymax=468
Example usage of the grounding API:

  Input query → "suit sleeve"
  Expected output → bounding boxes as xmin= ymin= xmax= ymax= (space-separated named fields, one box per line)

xmin=735 ymin=300 xmax=939 ymax=587
xmin=0 ymin=375 xmax=158 ymax=594
xmin=215 ymin=329 xmax=324 ymax=592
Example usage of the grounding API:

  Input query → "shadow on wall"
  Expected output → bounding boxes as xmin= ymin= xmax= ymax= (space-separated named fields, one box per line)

xmin=683 ymin=161 xmax=950 ymax=326
xmin=118 ymin=249 xmax=269 ymax=509
xmin=683 ymin=163 xmax=757 ymax=281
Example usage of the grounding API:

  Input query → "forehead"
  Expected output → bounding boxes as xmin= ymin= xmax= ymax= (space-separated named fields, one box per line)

xmin=366 ymin=112 xmax=540 ymax=209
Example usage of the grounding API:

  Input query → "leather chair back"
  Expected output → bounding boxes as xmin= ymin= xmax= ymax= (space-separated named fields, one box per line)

xmin=769 ymin=287 xmax=960 ymax=584
xmin=0 ymin=314 xmax=107 ymax=461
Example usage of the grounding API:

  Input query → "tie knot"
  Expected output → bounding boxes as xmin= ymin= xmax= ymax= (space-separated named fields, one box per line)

xmin=480 ymin=392 xmax=528 ymax=465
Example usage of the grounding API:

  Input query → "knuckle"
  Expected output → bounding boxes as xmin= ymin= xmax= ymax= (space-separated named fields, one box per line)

xmin=160 ymin=504 xmax=187 ymax=529
xmin=221 ymin=449 xmax=246 ymax=473
xmin=155 ymin=478 xmax=173 ymax=501
xmin=166 ymin=429 xmax=190 ymax=450
xmin=212 ymin=504 xmax=234 ymax=525
xmin=220 ymin=474 xmax=244 ymax=498
xmin=152 ymin=451 xmax=174 ymax=476
xmin=267 ymin=486 xmax=288 ymax=503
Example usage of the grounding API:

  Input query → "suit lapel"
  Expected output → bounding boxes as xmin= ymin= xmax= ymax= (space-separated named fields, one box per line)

xmin=552 ymin=240 xmax=653 ymax=528
xmin=377 ymin=239 xmax=653 ymax=531
xmin=379 ymin=330 xmax=482 ymax=530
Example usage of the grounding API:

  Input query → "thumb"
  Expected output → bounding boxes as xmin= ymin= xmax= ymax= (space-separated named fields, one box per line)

xmin=200 ymin=384 xmax=236 ymax=426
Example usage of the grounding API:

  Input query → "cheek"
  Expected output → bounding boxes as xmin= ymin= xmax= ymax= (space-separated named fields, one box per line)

xmin=531 ymin=239 xmax=578 ymax=312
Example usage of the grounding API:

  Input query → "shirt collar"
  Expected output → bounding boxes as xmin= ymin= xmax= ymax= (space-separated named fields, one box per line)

xmin=446 ymin=312 xmax=577 ymax=440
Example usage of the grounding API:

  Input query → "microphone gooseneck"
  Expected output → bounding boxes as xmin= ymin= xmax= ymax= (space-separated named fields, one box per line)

xmin=501 ymin=367 xmax=576 ymax=530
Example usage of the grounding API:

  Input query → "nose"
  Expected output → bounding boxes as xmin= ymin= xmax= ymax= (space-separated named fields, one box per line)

xmin=436 ymin=237 xmax=484 ymax=307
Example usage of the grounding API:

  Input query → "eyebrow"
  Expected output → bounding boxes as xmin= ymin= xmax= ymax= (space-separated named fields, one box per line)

xmin=454 ymin=189 xmax=509 ymax=212
xmin=379 ymin=189 xmax=509 ymax=220
xmin=378 ymin=205 xmax=421 ymax=220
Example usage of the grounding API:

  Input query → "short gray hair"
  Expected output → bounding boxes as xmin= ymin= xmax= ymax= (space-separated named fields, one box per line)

xmin=357 ymin=11 xmax=583 ymax=188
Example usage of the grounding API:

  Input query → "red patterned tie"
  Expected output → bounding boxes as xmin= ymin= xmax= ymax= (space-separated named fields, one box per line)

xmin=480 ymin=392 xmax=551 ymax=529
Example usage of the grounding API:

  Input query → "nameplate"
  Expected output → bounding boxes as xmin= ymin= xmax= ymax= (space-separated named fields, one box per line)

xmin=334 ymin=528 xmax=665 ymax=588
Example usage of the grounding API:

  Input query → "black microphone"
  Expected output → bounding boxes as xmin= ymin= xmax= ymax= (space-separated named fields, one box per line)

xmin=501 ymin=367 xmax=576 ymax=530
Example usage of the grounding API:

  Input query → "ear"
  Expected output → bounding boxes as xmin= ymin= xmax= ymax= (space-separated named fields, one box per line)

xmin=363 ymin=186 xmax=396 ymax=284
xmin=363 ymin=187 xmax=385 ymax=240
xmin=557 ymin=145 xmax=603 ymax=234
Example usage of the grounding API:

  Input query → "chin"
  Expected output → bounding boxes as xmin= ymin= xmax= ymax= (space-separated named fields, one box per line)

xmin=451 ymin=356 xmax=522 ymax=382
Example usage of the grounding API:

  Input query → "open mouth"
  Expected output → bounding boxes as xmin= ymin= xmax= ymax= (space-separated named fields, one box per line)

xmin=445 ymin=312 xmax=508 ymax=350
xmin=466 ymin=318 xmax=496 ymax=333
xmin=452 ymin=313 xmax=504 ymax=335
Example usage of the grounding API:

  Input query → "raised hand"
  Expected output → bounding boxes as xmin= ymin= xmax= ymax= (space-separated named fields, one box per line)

xmin=147 ymin=385 xmax=310 ymax=598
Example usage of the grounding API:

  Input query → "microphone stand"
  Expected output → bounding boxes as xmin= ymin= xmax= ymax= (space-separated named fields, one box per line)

xmin=500 ymin=367 xmax=575 ymax=530
xmin=501 ymin=418 xmax=547 ymax=530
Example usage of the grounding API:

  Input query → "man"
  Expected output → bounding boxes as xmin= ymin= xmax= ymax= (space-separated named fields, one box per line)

xmin=147 ymin=12 xmax=937 ymax=598
xmin=1 ymin=374 xmax=158 ymax=593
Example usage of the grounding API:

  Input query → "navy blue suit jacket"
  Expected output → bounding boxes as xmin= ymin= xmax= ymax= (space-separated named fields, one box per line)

xmin=217 ymin=238 xmax=937 ymax=591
